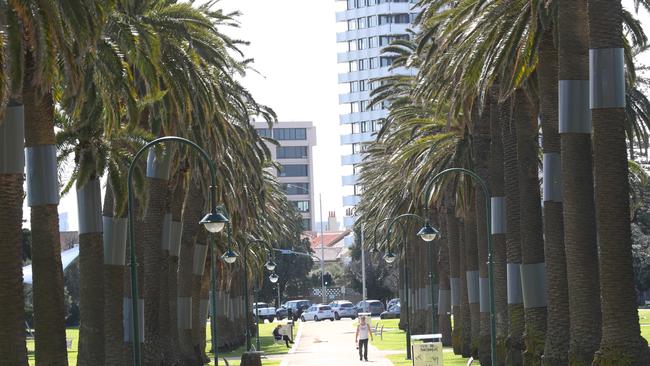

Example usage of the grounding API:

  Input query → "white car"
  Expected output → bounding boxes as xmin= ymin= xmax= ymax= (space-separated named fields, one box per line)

xmin=329 ymin=301 xmax=358 ymax=320
xmin=300 ymin=304 xmax=335 ymax=322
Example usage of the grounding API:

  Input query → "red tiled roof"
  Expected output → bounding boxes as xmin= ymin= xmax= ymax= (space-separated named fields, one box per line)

xmin=309 ymin=230 xmax=351 ymax=249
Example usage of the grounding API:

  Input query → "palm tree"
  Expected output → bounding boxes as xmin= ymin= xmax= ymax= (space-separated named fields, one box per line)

xmin=444 ymin=203 xmax=464 ymax=354
xmin=589 ymin=0 xmax=650 ymax=364
xmin=557 ymin=1 xmax=602 ymax=363
xmin=537 ymin=23 xmax=570 ymax=366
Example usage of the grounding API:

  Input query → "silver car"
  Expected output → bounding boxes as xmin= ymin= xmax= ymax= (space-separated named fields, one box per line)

xmin=329 ymin=301 xmax=358 ymax=320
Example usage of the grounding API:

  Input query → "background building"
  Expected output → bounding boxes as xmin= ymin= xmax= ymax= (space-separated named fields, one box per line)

xmin=336 ymin=0 xmax=419 ymax=228
xmin=255 ymin=121 xmax=317 ymax=231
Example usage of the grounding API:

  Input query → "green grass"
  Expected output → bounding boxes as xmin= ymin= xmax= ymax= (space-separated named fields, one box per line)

xmin=27 ymin=327 xmax=79 ymax=366
xmin=639 ymin=309 xmax=650 ymax=342
xmin=207 ymin=321 xmax=292 ymax=365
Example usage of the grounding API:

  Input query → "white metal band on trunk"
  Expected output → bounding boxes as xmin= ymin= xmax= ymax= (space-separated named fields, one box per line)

xmin=177 ymin=297 xmax=193 ymax=330
xmin=169 ymin=221 xmax=183 ymax=257
xmin=26 ymin=145 xmax=59 ymax=206
xmin=77 ymin=179 xmax=103 ymax=234
xmin=103 ymin=217 xmax=127 ymax=266
xmin=199 ymin=299 xmax=209 ymax=326
xmin=590 ymin=48 xmax=625 ymax=109
xmin=466 ymin=271 xmax=479 ymax=304
xmin=559 ymin=80 xmax=591 ymax=133
xmin=491 ymin=197 xmax=506 ymax=234
xmin=192 ymin=244 xmax=208 ymax=275
xmin=449 ymin=277 xmax=461 ymax=307
xmin=520 ymin=263 xmax=548 ymax=308
xmin=161 ymin=213 xmax=172 ymax=251
xmin=479 ymin=277 xmax=489 ymax=313
xmin=123 ymin=298 xmax=145 ymax=342
xmin=507 ymin=263 xmax=523 ymax=304
xmin=543 ymin=153 xmax=562 ymax=202
xmin=438 ymin=289 xmax=451 ymax=315
xmin=0 ymin=105 xmax=25 ymax=174
xmin=146 ymin=148 xmax=171 ymax=180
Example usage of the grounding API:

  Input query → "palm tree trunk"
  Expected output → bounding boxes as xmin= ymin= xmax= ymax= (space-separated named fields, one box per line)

xmin=143 ymin=149 xmax=171 ymax=365
xmin=76 ymin=178 xmax=105 ymax=366
xmin=464 ymin=203 xmax=480 ymax=358
xmin=437 ymin=212 xmax=452 ymax=345
xmin=488 ymin=90 xmax=508 ymax=366
xmin=0 ymin=103 xmax=28 ymax=365
xmin=589 ymin=1 xmax=650 ymax=363
xmin=23 ymin=50 xmax=68 ymax=365
xmin=558 ymin=1 xmax=602 ymax=363
xmin=474 ymin=99 xmax=493 ymax=366
xmin=445 ymin=203 xmax=463 ymax=354
xmin=501 ymin=97 xmax=525 ymax=365
xmin=103 ymin=181 xmax=127 ymax=366
xmin=514 ymin=89 xmax=547 ymax=364
xmin=124 ymin=197 xmax=145 ymax=362
xmin=457 ymin=220 xmax=472 ymax=357
xmin=177 ymin=175 xmax=205 ymax=363
xmin=167 ymin=173 xmax=185 ymax=365
xmin=538 ymin=25 xmax=570 ymax=366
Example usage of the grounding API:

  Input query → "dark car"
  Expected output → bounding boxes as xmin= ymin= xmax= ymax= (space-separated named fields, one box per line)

xmin=380 ymin=302 xmax=401 ymax=319
xmin=277 ymin=300 xmax=312 ymax=321
xmin=355 ymin=300 xmax=385 ymax=316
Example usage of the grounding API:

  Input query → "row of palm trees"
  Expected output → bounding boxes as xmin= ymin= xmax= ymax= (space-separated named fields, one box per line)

xmin=356 ymin=0 xmax=650 ymax=365
xmin=0 ymin=1 xmax=302 ymax=365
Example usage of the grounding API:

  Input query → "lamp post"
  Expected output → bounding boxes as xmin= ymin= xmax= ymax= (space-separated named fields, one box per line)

xmin=427 ymin=168 xmax=496 ymax=366
xmin=222 ymin=234 xmax=276 ymax=352
xmin=126 ymin=136 xmax=228 ymax=366
xmin=254 ymin=244 xmax=277 ymax=351
xmin=383 ymin=214 xmax=439 ymax=360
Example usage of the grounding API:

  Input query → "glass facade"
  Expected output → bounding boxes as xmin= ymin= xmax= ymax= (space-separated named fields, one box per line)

xmin=278 ymin=164 xmax=309 ymax=177
xmin=281 ymin=183 xmax=310 ymax=195
xmin=277 ymin=146 xmax=308 ymax=159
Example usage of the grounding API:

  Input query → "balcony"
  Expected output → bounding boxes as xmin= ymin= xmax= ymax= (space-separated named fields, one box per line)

xmin=343 ymin=195 xmax=361 ymax=206
xmin=339 ymin=91 xmax=371 ymax=104
xmin=337 ymin=48 xmax=382 ymax=63
xmin=340 ymin=132 xmax=376 ymax=145
xmin=336 ymin=23 xmax=411 ymax=43
xmin=341 ymin=153 xmax=366 ymax=165
xmin=340 ymin=109 xmax=389 ymax=125
xmin=335 ymin=2 xmax=415 ymax=22
xmin=342 ymin=174 xmax=359 ymax=186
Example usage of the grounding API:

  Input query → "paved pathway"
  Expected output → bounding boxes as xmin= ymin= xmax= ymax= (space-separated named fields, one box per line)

xmin=271 ymin=318 xmax=394 ymax=366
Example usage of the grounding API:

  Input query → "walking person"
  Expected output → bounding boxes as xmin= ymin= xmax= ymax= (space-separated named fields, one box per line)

xmin=355 ymin=315 xmax=373 ymax=361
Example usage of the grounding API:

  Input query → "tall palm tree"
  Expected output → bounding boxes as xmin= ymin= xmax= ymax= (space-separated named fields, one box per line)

xmin=558 ymin=1 xmax=602 ymax=363
xmin=589 ymin=0 xmax=650 ymax=364
xmin=445 ymin=203 xmax=463 ymax=354
xmin=537 ymin=22 xmax=570 ymax=366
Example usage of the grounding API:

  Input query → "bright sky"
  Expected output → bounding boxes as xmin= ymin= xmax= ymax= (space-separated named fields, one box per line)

xmin=26 ymin=0 xmax=650 ymax=232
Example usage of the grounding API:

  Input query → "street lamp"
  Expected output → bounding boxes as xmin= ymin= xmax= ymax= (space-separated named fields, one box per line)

xmin=126 ymin=136 xmax=228 ymax=366
xmin=383 ymin=250 xmax=397 ymax=264
xmin=269 ymin=272 xmax=279 ymax=283
xmin=383 ymin=213 xmax=440 ymax=360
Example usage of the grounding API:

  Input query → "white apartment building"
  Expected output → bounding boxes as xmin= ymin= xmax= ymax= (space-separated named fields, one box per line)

xmin=336 ymin=0 xmax=419 ymax=228
xmin=254 ymin=121 xmax=317 ymax=231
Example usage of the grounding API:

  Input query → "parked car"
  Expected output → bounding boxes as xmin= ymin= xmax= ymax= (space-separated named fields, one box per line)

xmin=300 ymin=304 xmax=335 ymax=322
xmin=380 ymin=302 xmax=401 ymax=319
xmin=355 ymin=300 xmax=385 ymax=316
xmin=279 ymin=300 xmax=312 ymax=321
xmin=253 ymin=302 xmax=276 ymax=323
xmin=386 ymin=298 xmax=400 ymax=309
xmin=329 ymin=300 xmax=358 ymax=320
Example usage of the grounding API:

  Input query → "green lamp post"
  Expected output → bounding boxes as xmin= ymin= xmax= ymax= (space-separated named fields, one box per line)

xmin=126 ymin=136 xmax=229 ymax=366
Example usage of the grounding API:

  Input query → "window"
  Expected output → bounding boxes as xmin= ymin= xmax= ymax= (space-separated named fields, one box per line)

xmin=354 ymin=184 xmax=364 ymax=195
xmin=358 ymin=38 xmax=368 ymax=50
xmin=292 ymin=200 xmax=310 ymax=212
xmin=358 ymin=59 xmax=367 ymax=71
xmin=351 ymin=122 xmax=361 ymax=134
xmin=301 ymin=218 xmax=311 ymax=231
xmin=380 ymin=56 xmax=396 ymax=67
xmin=378 ymin=15 xmax=391 ymax=25
xmin=369 ymin=58 xmax=377 ymax=69
xmin=256 ymin=128 xmax=271 ymax=138
xmin=353 ymin=165 xmax=362 ymax=175
xmin=393 ymin=14 xmax=410 ymax=23
xmin=360 ymin=120 xmax=371 ymax=133
xmin=369 ymin=36 xmax=378 ymax=48
xmin=358 ymin=17 xmax=367 ymax=29
xmin=352 ymin=143 xmax=368 ymax=154
xmin=347 ymin=19 xmax=357 ymax=30
xmin=277 ymin=146 xmax=308 ymax=159
xmin=350 ymin=81 xmax=359 ymax=93
xmin=349 ymin=61 xmax=358 ymax=72
xmin=281 ymin=183 xmax=310 ymax=195
xmin=351 ymin=102 xmax=360 ymax=113
xmin=277 ymin=164 xmax=308 ymax=177
xmin=368 ymin=16 xmax=377 ymax=27
xmin=347 ymin=0 xmax=356 ymax=9
xmin=348 ymin=40 xmax=357 ymax=51
xmin=379 ymin=36 xmax=391 ymax=46
xmin=360 ymin=101 xmax=369 ymax=112
xmin=273 ymin=128 xmax=307 ymax=140
xmin=359 ymin=79 xmax=367 ymax=91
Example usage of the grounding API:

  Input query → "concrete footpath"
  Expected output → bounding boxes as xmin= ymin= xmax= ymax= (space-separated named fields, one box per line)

xmin=268 ymin=318 xmax=393 ymax=366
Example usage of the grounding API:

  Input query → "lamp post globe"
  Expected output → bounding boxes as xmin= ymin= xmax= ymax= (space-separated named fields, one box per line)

xmin=269 ymin=273 xmax=279 ymax=283
xmin=221 ymin=249 xmax=238 ymax=264
xmin=200 ymin=211 xmax=229 ymax=233
xmin=265 ymin=260 xmax=277 ymax=272
xmin=384 ymin=251 xmax=397 ymax=264
xmin=417 ymin=223 xmax=439 ymax=242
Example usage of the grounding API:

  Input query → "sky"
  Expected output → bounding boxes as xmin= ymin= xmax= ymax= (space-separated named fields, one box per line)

xmin=26 ymin=0 xmax=650 ymax=231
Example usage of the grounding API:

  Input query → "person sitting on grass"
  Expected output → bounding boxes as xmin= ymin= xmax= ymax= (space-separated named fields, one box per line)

xmin=273 ymin=324 xmax=294 ymax=348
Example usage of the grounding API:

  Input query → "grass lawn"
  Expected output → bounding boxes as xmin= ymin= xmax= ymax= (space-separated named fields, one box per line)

xmin=206 ymin=321 xmax=292 ymax=365
xmin=639 ymin=309 xmax=650 ymax=342
xmin=27 ymin=327 xmax=79 ymax=366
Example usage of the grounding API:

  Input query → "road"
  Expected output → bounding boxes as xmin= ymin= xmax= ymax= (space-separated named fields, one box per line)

xmin=274 ymin=318 xmax=394 ymax=366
